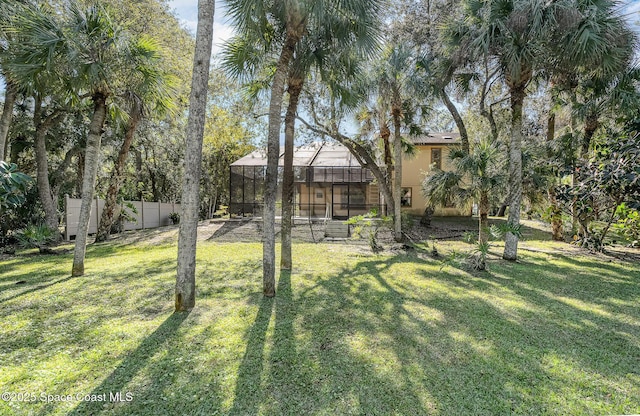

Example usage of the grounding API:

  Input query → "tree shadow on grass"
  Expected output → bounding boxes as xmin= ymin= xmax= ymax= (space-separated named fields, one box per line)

xmin=229 ymin=295 xmax=274 ymax=415
xmin=423 ymin=251 xmax=640 ymax=405
xmin=62 ymin=312 xmax=196 ymax=416
xmin=52 ymin=310 xmax=221 ymax=416
xmin=287 ymin=253 xmax=639 ymax=414
xmin=230 ymin=266 xmax=436 ymax=415
xmin=0 ymin=275 xmax=75 ymax=303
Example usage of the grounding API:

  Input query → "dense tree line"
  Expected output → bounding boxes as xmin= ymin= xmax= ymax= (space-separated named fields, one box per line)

xmin=0 ymin=1 xmax=261 ymax=276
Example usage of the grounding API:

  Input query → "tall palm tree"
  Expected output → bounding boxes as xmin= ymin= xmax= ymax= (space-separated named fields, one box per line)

xmin=542 ymin=0 xmax=635 ymax=240
xmin=175 ymin=0 xmax=215 ymax=312
xmin=226 ymin=0 xmax=306 ymax=296
xmin=459 ymin=0 xmax=558 ymax=260
xmin=373 ymin=44 xmax=423 ymax=242
xmin=7 ymin=1 xmax=171 ymax=276
xmin=3 ymin=3 xmax=80 ymax=236
xmin=280 ymin=24 xmax=382 ymax=270
xmin=225 ymin=0 xmax=382 ymax=296
xmin=95 ymin=37 xmax=177 ymax=242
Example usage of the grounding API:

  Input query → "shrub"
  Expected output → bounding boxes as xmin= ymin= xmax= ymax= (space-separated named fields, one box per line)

xmin=0 ymin=161 xmax=32 ymax=211
xmin=169 ymin=212 xmax=180 ymax=224
xmin=347 ymin=209 xmax=392 ymax=253
xmin=613 ymin=203 xmax=640 ymax=247
xmin=467 ymin=241 xmax=490 ymax=271
xmin=462 ymin=231 xmax=477 ymax=244
xmin=15 ymin=224 xmax=57 ymax=253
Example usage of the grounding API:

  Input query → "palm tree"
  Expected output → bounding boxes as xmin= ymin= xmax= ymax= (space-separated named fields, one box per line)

xmin=542 ymin=0 xmax=635 ymax=240
xmin=175 ymin=0 xmax=215 ymax=311
xmin=280 ymin=24 xmax=382 ymax=270
xmin=226 ymin=0 xmax=306 ymax=296
xmin=459 ymin=0 xmax=560 ymax=260
xmin=95 ymin=37 xmax=177 ymax=243
xmin=7 ymin=1 xmax=171 ymax=276
xmin=423 ymin=140 xmax=506 ymax=265
xmin=373 ymin=44 xmax=424 ymax=242
xmin=225 ymin=0 xmax=382 ymax=296
xmin=3 ymin=3 xmax=80 ymax=236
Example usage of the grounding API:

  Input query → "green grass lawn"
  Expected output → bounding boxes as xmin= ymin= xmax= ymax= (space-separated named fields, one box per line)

xmin=1 ymin=231 xmax=639 ymax=415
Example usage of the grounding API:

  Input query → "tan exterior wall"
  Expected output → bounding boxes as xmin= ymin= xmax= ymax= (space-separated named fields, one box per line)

xmin=400 ymin=144 xmax=466 ymax=216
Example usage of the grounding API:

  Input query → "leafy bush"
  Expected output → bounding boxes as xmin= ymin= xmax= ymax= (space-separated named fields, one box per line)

xmin=15 ymin=224 xmax=57 ymax=252
xmin=612 ymin=203 xmax=640 ymax=247
xmin=169 ymin=212 xmax=180 ymax=224
xmin=0 ymin=161 xmax=32 ymax=211
xmin=467 ymin=241 xmax=490 ymax=271
xmin=555 ymin=134 xmax=640 ymax=251
xmin=347 ymin=209 xmax=392 ymax=253
xmin=0 ymin=163 xmax=37 ymax=247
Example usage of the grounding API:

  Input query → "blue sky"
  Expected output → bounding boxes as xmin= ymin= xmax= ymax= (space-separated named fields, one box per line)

xmin=167 ymin=0 xmax=235 ymax=55
xmin=168 ymin=0 xmax=640 ymax=53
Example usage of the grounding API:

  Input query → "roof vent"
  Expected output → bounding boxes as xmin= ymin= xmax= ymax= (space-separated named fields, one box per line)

xmin=443 ymin=136 xmax=453 ymax=140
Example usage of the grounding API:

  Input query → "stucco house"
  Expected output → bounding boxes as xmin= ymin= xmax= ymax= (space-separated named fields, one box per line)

xmin=229 ymin=132 xmax=463 ymax=220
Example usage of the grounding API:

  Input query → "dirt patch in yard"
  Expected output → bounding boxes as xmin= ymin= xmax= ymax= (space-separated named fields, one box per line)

xmin=57 ymin=216 xmax=637 ymax=262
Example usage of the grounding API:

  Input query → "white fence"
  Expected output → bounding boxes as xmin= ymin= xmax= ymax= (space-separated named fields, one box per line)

xmin=64 ymin=195 xmax=180 ymax=241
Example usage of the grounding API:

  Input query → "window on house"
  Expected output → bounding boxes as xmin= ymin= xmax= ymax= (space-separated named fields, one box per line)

xmin=431 ymin=148 xmax=442 ymax=170
xmin=401 ymin=187 xmax=412 ymax=207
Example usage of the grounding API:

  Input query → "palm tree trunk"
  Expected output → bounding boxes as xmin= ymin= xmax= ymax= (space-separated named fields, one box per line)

xmin=380 ymin=122 xmax=396 ymax=217
xmin=479 ymin=191 xmax=489 ymax=245
xmin=96 ymin=110 xmax=142 ymax=242
xmin=175 ymin=0 xmax=215 ymax=311
xmin=548 ymin=188 xmax=563 ymax=241
xmin=72 ymin=92 xmax=108 ymax=276
xmin=380 ymin=123 xmax=393 ymax=181
xmin=392 ymin=99 xmax=403 ymax=242
xmin=0 ymin=79 xmax=17 ymax=161
xmin=35 ymin=125 xmax=59 ymax=233
xmin=496 ymin=203 xmax=507 ymax=217
xmin=76 ymin=151 xmax=85 ymax=196
xmin=547 ymin=109 xmax=563 ymax=241
xmin=33 ymin=96 xmax=63 ymax=235
xmin=281 ymin=75 xmax=304 ymax=271
xmin=503 ymin=85 xmax=525 ymax=261
xmin=582 ymin=113 xmax=599 ymax=156
xmin=263 ymin=33 xmax=301 ymax=297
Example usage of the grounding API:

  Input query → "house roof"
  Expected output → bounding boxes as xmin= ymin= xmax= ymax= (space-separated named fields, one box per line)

xmin=231 ymin=133 xmax=459 ymax=167
xmin=231 ymin=141 xmax=362 ymax=168
xmin=410 ymin=132 xmax=460 ymax=145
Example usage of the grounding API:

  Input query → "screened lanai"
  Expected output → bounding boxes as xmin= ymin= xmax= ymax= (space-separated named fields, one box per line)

xmin=229 ymin=142 xmax=383 ymax=220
